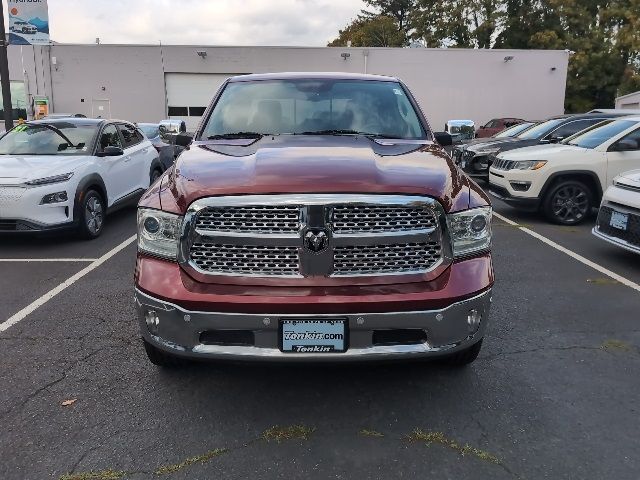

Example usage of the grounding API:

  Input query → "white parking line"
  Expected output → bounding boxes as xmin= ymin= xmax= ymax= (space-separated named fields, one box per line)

xmin=0 ymin=235 xmax=137 ymax=333
xmin=0 ymin=258 xmax=98 ymax=262
xmin=493 ymin=212 xmax=640 ymax=294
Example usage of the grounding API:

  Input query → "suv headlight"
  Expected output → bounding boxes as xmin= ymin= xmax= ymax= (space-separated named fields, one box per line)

xmin=137 ymin=208 xmax=183 ymax=260
xmin=510 ymin=160 xmax=546 ymax=170
xmin=448 ymin=207 xmax=492 ymax=258
xmin=26 ymin=172 xmax=74 ymax=186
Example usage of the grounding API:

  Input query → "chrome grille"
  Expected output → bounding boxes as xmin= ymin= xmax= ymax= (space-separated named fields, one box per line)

xmin=183 ymin=194 xmax=447 ymax=283
xmin=333 ymin=241 xmax=441 ymax=275
xmin=190 ymin=242 xmax=299 ymax=276
xmin=195 ymin=206 xmax=300 ymax=233
xmin=333 ymin=205 xmax=436 ymax=233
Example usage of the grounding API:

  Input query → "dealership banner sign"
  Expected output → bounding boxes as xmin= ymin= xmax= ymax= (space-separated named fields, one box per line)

xmin=8 ymin=0 xmax=50 ymax=45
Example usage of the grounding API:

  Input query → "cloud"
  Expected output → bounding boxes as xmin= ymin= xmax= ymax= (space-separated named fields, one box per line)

xmin=46 ymin=0 xmax=365 ymax=45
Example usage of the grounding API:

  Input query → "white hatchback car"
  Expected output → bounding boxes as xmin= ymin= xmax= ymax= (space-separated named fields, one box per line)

xmin=489 ymin=116 xmax=640 ymax=224
xmin=593 ymin=169 xmax=640 ymax=254
xmin=0 ymin=118 xmax=163 ymax=238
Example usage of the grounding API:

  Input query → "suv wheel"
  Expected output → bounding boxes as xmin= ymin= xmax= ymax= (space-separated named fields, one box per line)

xmin=441 ymin=339 xmax=483 ymax=366
xmin=143 ymin=339 xmax=188 ymax=368
xmin=150 ymin=168 xmax=162 ymax=184
xmin=78 ymin=189 xmax=105 ymax=239
xmin=542 ymin=180 xmax=593 ymax=225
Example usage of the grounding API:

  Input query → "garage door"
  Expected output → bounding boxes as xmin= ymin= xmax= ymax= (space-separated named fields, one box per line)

xmin=165 ymin=73 xmax=242 ymax=132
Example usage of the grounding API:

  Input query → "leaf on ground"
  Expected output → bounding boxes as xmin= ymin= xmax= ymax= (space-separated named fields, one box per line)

xmin=61 ymin=399 xmax=77 ymax=407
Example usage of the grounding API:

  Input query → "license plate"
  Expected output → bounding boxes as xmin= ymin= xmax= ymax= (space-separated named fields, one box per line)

xmin=610 ymin=211 xmax=628 ymax=231
xmin=280 ymin=319 xmax=347 ymax=353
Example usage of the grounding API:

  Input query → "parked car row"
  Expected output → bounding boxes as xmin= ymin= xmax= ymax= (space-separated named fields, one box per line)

xmin=449 ymin=112 xmax=640 ymax=255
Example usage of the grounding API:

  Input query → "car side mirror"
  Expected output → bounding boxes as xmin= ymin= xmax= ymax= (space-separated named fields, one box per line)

xmin=611 ymin=139 xmax=639 ymax=152
xmin=433 ymin=131 xmax=453 ymax=147
xmin=175 ymin=134 xmax=193 ymax=147
xmin=98 ymin=146 xmax=124 ymax=157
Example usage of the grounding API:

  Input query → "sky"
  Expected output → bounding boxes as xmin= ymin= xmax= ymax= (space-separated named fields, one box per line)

xmin=36 ymin=0 xmax=366 ymax=46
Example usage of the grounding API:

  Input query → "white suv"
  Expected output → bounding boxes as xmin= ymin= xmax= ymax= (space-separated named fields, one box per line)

xmin=593 ymin=169 xmax=640 ymax=254
xmin=0 ymin=119 xmax=163 ymax=238
xmin=489 ymin=116 xmax=640 ymax=224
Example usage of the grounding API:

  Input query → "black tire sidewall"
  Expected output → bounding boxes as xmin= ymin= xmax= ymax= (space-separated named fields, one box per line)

xmin=78 ymin=190 xmax=105 ymax=239
xmin=543 ymin=180 xmax=593 ymax=225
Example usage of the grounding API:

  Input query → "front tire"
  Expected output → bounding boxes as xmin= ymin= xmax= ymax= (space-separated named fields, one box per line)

xmin=143 ymin=339 xmax=188 ymax=368
xmin=150 ymin=167 xmax=162 ymax=184
xmin=441 ymin=339 xmax=483 ymax=366
xmin=77 ymin=189 xmax=105 ymax=239
xmin=542 ymin=180 xmax=593 ymax=225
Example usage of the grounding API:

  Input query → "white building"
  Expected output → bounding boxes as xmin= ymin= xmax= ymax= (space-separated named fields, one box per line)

xmin=615 ymin=91 xmax=640 ymax=110
xmin=6 ymin=44 xmax=570 ymax=131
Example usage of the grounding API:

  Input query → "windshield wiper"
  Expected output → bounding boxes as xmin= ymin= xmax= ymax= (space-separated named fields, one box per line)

xmin=299 ymin=129 xmax=401 ymax=139
xmin=28 ymin=123 xmax=82 ymax=149
xmin=207 ymin=132 xmax=266 ymax=140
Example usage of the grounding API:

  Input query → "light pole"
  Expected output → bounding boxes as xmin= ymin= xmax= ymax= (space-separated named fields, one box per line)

xmin=0 ymin=0 xmax=14 ymax=130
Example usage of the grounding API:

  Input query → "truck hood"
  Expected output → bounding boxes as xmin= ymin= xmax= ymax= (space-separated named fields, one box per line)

xmin=0 ymin=155 xmax=88 ymax=184
xmin=497 ymin=143 xmax=587 ymax=161
xmin=466 ymin=137 xmax=521 ymax=153
xmin=165 ymin=135 xmax=475 ymax=213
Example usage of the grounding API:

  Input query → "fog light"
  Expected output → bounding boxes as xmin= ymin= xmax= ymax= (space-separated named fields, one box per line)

xmin=467 ymin=309 xmax=481 ymax=334
xmin=145 ymin=309 xmax=159 ymax=334
xmin=509 ymin=181 xmax=531 ymax=192
xmin=40 ymin=191 xmax=68 ymax=204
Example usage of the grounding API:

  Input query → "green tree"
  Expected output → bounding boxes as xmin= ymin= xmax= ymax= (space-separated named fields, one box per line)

xmin=361 ymin=0 xmax=417 ymax=33
xmin=328 ymin=15 xmax=407 ymax=47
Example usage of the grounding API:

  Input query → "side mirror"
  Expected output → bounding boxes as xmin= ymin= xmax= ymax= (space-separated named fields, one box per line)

xmin=98 ymin=146 xmax=124 ymax=157
xmin=433 ymin=131 xmax=453 ymax=147
xmin=175 ymin=133 xmax=193 ymax=147
xmin=611 ymin=139 xmax=639 ymax=152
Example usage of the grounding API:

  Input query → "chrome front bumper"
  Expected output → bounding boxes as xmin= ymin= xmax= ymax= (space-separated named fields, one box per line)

xmin=135 ymin=289 xmax=491 ymax=362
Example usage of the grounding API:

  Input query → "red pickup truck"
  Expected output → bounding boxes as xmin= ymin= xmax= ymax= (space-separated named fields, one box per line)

xmin=135 ymin=73 xmax=493 ymax=367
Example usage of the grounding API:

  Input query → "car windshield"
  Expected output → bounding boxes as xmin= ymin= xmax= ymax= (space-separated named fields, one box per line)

xmin=139 ymin=124 xmax=160 ymax=138
xmin=494 ymin=122 xmax=533 ymax=138
xmin=0 ymin=123 xmax=97 ymax=156
xmin=516 ymin=118 xmax=564 ymax=139
xmin=566 ymin=120 xmax=638 ymax=149
xmin=202 ymin=79 xmax=427 ymax=139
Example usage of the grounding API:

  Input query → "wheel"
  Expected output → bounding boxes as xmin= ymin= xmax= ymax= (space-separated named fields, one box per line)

xmin=77 ymin=189 xmax=105 ymax=239
xmin=150 ymin=168 xmax=162 ymax=184
xmin=143 ymin=339 xmax=188 ymax=368
xmin=441 ymin=339 xmax=483 ymax=366
xmin=542 ymin=180 xmax=593 ymax=225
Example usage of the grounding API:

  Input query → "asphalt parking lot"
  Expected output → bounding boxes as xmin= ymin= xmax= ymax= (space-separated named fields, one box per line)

xmin=1 ymin=192 xmax=639 ymax=480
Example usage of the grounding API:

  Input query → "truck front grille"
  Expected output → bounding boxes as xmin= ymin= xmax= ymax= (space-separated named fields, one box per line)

xmin=333 ymin=241 xmax=441 ymax=275
xmin=182 ymin=195 xmax=447 ymax=283
xmin=190 ymin=242 xmax=299 ymax=276
xmin=195 ymin=206 xmax=300 ymax=233
xmin=332 ymin=205 xmax=436 ymax=233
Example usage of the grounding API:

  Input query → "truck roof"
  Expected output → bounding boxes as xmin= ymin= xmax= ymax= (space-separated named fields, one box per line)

xmin=228 ymin=72 xmax=399 ymax=83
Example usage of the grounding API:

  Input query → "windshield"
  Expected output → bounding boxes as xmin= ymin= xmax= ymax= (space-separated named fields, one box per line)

xmin=516 ymin=118 xmax=564 ymax=139
xmin=202 ymin=79 xmax=427 ymax=139
xmin=139 ymin=124 xmax=160 ymax=138
xmin=495 ymin=122 xmax=533 ymax=138
xmin=0 ymin=123 xmax=97 ymax=156
xmin=566 ymin=120 xmax=638 ymax=149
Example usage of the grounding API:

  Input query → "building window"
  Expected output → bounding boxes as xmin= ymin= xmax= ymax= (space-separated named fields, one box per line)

xmin=168 ymin=106 xmax=188 ymax=116
xmin=189 ymin=107 xmax=206 ymax=116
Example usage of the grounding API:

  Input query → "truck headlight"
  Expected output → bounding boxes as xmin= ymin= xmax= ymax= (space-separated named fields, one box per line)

xmin=448 ymin=207 xmax=492 ymax=258
xmin=137 ymin=208 xmax=183 ymax=260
